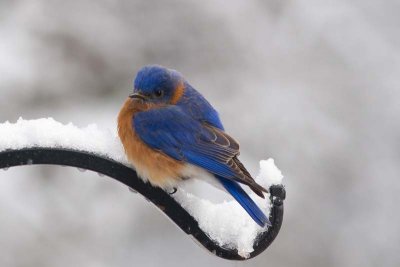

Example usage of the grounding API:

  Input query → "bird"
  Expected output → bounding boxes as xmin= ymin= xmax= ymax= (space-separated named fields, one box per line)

xmin=118 ymin=65 xmax=270 ymax=227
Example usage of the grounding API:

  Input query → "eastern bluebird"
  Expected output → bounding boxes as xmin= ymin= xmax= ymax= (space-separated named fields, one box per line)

xmin=118 ymin=65 xmax=270 ymax=227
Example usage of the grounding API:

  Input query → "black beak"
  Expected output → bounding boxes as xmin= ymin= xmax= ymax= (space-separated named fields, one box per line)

xmin=129 ymin=93 xmax=146 ymax=100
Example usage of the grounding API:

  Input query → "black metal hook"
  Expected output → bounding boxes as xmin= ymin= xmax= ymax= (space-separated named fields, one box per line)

xmin=0 ymin=147 xmax=285 ymax=260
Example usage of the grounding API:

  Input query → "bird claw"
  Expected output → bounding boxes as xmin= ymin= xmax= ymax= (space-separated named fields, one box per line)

xmin=168 ymin=187 xmax=178 ymax=195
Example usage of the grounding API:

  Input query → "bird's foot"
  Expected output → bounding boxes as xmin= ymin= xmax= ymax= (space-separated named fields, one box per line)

xmin=168 ymin=187 xmax=178 ymax=195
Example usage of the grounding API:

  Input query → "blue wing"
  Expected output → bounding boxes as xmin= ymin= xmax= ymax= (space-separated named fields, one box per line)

xmin=218 ymin=177 xmax=270 ymax=227
xmin=176 ymin=85 xmax=225 ymax=130
xmin=133 ymin=106 xmax=270 ymax=226
xmin=133 ymin=106 xmax=264 ymax=190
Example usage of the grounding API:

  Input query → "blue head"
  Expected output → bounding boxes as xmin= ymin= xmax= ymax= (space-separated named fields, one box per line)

xmin=131 ymin=65 xmax=184 ymax=104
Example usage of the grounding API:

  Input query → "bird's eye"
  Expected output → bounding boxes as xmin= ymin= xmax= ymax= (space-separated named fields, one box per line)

xmin=155 ymin=90 xmax=163 ymax=97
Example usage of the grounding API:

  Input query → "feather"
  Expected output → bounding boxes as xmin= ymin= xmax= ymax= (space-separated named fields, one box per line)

xmin=217 ymin=176 xmax=270 ymax=227
xmin=133 ymin=106 xmax=267 ymax=196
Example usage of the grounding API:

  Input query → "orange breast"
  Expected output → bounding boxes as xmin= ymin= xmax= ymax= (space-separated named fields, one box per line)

xmin=117 ymin=98 xmax=184 ymax=189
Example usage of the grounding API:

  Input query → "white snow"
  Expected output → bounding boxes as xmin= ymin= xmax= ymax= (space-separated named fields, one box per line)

xmin=174 ymin=159 xmax=283 ymax=258
xmin=256 ymin=159 xmax=284 ymax=188
xmin=0 ymin=118 xmax=283 ymax=258
xmin=0 ymin=117 xmax=128 ymax=164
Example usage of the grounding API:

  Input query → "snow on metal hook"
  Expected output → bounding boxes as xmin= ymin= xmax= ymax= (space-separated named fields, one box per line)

xmin=0 ymin=118 xmax=285 ymax=260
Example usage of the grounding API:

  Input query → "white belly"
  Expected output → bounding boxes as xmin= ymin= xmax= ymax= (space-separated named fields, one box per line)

xmin=180 ymin=164 xmax=225 ymax=191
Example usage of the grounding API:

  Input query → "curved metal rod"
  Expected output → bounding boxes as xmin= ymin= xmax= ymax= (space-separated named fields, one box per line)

xmin=0 ymin=147 xmax=285 ymax=260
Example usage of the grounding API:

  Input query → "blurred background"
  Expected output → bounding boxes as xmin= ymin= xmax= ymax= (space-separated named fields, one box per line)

xmin=0 ymin=0 xmax=399 ymax=266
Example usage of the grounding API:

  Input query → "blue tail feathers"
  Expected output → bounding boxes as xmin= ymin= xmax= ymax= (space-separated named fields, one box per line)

xmin=217 ymin=176 xmax=271 ymax=227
